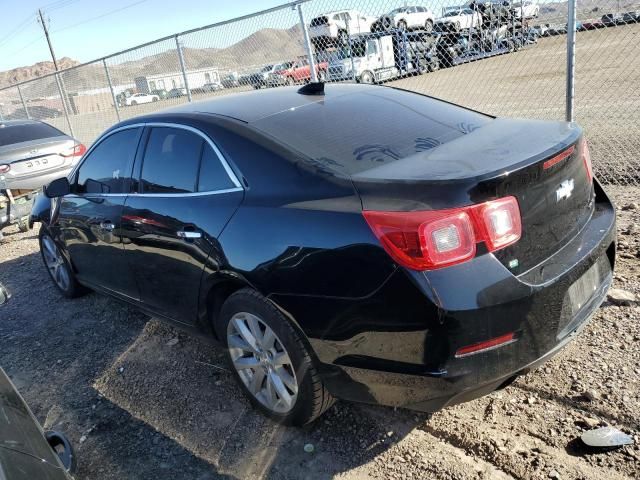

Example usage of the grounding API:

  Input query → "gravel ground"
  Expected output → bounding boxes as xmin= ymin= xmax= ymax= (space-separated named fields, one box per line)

xmin=0 ymin=185 xmax=638 ymax=480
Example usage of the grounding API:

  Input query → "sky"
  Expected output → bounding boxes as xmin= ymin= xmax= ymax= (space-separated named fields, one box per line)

xmin=1 ymin=0 xmax=565 ymax=72
xmin=0 ymin=0 xmax=285 ymax=71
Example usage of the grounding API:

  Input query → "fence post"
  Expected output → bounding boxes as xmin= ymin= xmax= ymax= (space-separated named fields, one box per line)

xmin=296 ymin=3 xmax=318 ymax=83
xmin=566 ymin=0 xmax=577 ymax=122
xmin=175 ymin=35 xmax=192 ymax=102
xmin=17 ymin=85 xmax=30 ymax=120
xmin=54 ymin=73 xmax=74 ymax=137
xmin=103 ymin=59 xmax=121 ymax=122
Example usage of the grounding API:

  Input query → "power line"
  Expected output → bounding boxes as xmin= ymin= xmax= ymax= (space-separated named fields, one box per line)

xmin=51 ymin=0 xmax=149 ymax=34
xmin=3 ymin=35 xmax=44 ymax=59
xmin=0 ymin=13 xmax=38 ymax=49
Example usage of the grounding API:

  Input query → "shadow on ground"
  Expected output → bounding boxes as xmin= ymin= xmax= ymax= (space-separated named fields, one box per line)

xmin=1 ymin=251 xmax=423 ymax=479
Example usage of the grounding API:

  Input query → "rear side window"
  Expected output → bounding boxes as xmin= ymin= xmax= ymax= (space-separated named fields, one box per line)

xmin=197 ymin=145 xmax=235 ymax=192
xmin=75 ymin=128 xmax=140 ymax=194
xmin=251 ymin=88 xmax=491 ymax=175
xmin=0 ymin=122 xmax=65 ymax=147
xmin=140 ymin=127 xmax=203 ymax=194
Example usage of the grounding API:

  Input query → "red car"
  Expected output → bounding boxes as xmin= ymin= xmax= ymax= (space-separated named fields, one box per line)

xmin=267 ymin=58 xmax=328 ymax=86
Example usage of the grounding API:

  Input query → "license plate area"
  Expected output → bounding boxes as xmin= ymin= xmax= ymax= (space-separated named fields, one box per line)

xmin=558 ymin=255 xmax=611 ymax=339
xmin=13 ymin=155 xmax=63 ymax=174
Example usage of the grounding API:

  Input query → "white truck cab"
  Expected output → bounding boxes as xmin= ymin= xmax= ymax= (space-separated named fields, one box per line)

xmin=327 ymin=35 xmax=401 ymax=83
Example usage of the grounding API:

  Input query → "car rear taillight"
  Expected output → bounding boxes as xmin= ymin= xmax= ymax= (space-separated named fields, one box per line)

xmin=580 ymin=137 xmax=593 ymax=182
xmin=363 ymin=196 xmax=522 ymax=271
xmin=0 ymin=164 xmax=9 ymax=174
xmin=61 ymin=143 xmax=87 ymax=158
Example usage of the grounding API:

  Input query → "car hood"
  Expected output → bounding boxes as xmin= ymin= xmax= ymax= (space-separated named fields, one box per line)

xmin=0 ymin=368 xmax=69 ymax=480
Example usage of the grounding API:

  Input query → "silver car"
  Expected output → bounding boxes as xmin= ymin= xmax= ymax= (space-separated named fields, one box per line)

xmin=0 ymin=120 xmax=85 ymax=191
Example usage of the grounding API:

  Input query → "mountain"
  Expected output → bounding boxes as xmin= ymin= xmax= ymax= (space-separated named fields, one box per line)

xmin=0 ymin=57 xmax=79 ymax=89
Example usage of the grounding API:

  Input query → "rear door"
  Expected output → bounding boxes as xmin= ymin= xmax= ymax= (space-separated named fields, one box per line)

xmin=121 ymin=124 xmax=243 ymax=324
xmin=56 ymin=126 xmax=142 ymax=299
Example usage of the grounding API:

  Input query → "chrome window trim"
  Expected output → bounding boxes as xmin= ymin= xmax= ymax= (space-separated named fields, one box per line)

xmin=67 ymin=121 xmax=242 ymax=197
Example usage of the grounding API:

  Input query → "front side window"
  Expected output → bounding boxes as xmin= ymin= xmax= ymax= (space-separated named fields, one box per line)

xmin=140 ymin=127 xmax=203 ymax=194
xmin=75 ymin=128 xmax=140 ymax=194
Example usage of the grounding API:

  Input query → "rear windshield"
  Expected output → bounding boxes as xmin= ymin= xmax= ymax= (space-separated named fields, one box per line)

xmin=0 ymin=123 xmax=65 ymax=147
xmin=251 ymin=87 xmax=491 ymax=175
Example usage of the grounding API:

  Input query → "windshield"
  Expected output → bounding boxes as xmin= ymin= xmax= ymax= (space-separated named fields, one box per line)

xmin=388 ymin=7 xmax=407 ymax=15
xmin=0 ymin=122 xmax=65 ymax=147
xmin=261 ymin=65 xmax=273 ymax=72
xmin=444 ymin=10 xmax=462 ymax=16
xmin=332 ymin=40 xmax=367 ymax=60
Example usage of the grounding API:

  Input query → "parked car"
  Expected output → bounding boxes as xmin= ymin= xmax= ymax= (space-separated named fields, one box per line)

xmin=33 ymin=84 xmax=615 ymax=426
xmin=579 ymin=20 xmax=604 ymax=30
xmin=0 ymin=120 xmax=86 ymax=191
xmin=221 ymin=74 xmax=240 ymax=89
xmin=436 ymin=8 xmax=483 ymax=31
xmin=0 ymin=284 xmax=75 ymax=478
xmin=202 ymin=82 xmax=224 ymax=92
xmin=6 ymin=106 xmax=62 ymax=121
xmin=248 ymin=64 xmax=277 ymax=89
xmin=150 ymin=89 xmax=168 ymax=99
xmin=373 ymin=5 xmax=436 ymax=32
xmin=125 ymin=93 xmax=159 ymax=106
xmin=0 ymin=367 xmax=76 ymax=478
xmin=512 ymin=1 xmax=539 ymax=19
xmin=309 ymin=9 xmax=377 ymax=48
xmin=622 ymin=11 xmax=639 ymax=23
xmin=266 ymin=58 xmax=328 ymax=87
xmin=601 ymin=13 xmax=624 ymax=26
xmin=166 ymin=87 xmax=188 ymax=98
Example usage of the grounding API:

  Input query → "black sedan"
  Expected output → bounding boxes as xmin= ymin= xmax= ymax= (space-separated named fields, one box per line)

xmin=31 ymin=84 xmax=616 ymax=425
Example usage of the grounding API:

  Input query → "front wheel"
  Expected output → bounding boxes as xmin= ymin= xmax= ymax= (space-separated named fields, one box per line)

xmin=39 ymin=229 xmax=86 ymax=298
xmin=130 ymin=100 xmax=137 ymax=106
xmin=359 ymin=70 xmax=375 ymax=84
xmin=217 ymin=289 xmax=334 ymax=425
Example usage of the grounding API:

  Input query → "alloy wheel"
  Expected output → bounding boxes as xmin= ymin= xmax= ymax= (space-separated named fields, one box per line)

xmin=227 ymin=312 xmax=298 ymax=413
xmin=42 ymin=235 xmax=70 ymax=292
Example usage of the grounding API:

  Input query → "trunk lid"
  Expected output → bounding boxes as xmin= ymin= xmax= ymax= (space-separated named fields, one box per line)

xmin=0 ymin=138 xmax=75 ymax=176
xmin=351 ymin=118 xmax=593 ymax=274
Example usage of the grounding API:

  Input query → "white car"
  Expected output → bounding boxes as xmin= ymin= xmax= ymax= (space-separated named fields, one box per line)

xmin=436 ymin=8 xmax=483 ymax=31
xmin=309 ymin=9 xmax=377 ymax=47
xmin=513 ymin=1 xmax=540 ymax=19
xmin=377 ymin=5 xmax=436 ymax=32
xmin=125 ymin=93 xmax=159 ymax=106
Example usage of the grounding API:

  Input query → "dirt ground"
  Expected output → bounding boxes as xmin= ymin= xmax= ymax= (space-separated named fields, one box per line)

xmin=0 ymin=185 xmax=638 ymax=480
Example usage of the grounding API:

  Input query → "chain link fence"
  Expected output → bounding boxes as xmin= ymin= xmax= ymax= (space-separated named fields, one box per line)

xmin=0 ymin=0 xmax=638 ymax=185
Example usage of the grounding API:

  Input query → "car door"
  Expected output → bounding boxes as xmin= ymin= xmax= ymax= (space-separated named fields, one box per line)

xmin=55 ymin=126 xmax=143 ymax=300
xmin=121 ymin=124 xmax=243 ymax=325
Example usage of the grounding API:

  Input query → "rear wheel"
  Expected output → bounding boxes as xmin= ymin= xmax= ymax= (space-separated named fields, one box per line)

xmin=39 ymin=229 xmax=86 ymax=298
xmin=359 ymin=70 xmax=375 ymax=84
xmin=217 ymin=289 xmax=334 ymax=425
xmin=425 ymin=19 xmax=434 ymax=33
xmin=398 ymin=20 xmax=407 ymax=31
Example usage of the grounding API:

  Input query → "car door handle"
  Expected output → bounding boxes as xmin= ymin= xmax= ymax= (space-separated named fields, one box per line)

xmin=177 ymin=230 xmax=201 ymax=240
xmin=99 ymin=221 xmax=114 ymax=232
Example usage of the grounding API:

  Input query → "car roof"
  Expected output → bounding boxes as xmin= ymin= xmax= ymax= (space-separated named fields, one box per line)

xmin=157 ymin=83 xmax=381 ymax=124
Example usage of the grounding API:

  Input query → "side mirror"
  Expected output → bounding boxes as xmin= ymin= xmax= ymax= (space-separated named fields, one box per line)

xmin=0 ymin=283 xmax=9 ymax=305
xmin=45 ymin=177 xmax=70 ymax=198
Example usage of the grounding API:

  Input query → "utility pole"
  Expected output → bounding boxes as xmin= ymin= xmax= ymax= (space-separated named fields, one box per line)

xmin=37 ymin=9 xmax=59 ymax=70
xmin=36 ymin=9 xmax=74 ymax=135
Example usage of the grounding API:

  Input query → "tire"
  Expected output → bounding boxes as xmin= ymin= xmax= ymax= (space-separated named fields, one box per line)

xmin=39 ymin=228 xmax=86 ymax=299
xmin=17 ymin=218 xmax=31 ymax=233
xmin=398 ymin=20 xmax=407 ymax=31
xmin=359 ymin=70 xmax=375 ymax=84
xmin=217 ymin=288 xmax=334 ymax=425
xmin=152 ymin=97 xmax=158 ymax=102
xmin=425 ymin=19 xmax=434 ymax=33
xmin=131 ymin=100 xmax=137 ymax=106
xmin=455 ymin=21 xmax=461 ymax=32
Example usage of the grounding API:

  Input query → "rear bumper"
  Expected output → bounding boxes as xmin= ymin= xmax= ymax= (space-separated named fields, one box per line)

xmin=3 ymin=166 xmax=72 ymax=191
xmin=277 ymin=180 xmax=616 ymax=411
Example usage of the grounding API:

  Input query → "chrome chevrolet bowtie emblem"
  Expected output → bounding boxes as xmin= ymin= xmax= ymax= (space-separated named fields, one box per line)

xmin=556 ymin=179 xmax=574 ymax=202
